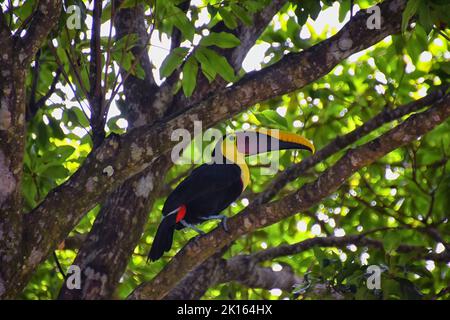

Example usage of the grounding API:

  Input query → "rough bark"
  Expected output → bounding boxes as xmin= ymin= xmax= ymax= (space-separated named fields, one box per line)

xmin=128 ymin=93 xmax=450 ymax=299
xmin=0 ymin=0 xmax=62 ymax=299
xmin=58 ymin=3 xmax=171 ymax=299
xmin=22 ymin=2 xmax=407 ymax=293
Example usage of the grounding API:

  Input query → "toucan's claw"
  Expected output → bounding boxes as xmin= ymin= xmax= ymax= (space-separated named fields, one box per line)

xmin=201 ymin=215 xmax=229 ymax=233
xmin=221 ymin=216 xmax=229 ymax=233
xmin=180 ymin=220 xmax=205 ymax=235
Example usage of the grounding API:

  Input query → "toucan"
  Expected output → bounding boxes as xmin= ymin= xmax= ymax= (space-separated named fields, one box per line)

xmin=148 ymin=128 xmax=315 ymax=261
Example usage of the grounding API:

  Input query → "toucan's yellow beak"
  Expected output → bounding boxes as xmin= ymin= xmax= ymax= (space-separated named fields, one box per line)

xmin=235 ymin=128 xmax=315 ymax=155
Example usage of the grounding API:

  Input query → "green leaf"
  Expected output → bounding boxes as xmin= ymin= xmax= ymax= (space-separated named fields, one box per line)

xmin=200 ymin=32 xmax=241 ymax=49
xmin=218 ymin=8 xmax=238 ymax=29
xmin=41 ymin=165 xmax=69 ymax=180
xmin=198 ymin=47 xmax=237 ymax=83
xmin=194 ymin=48 xmax=217 ymax=82
xmin=55 ymin=145 xmax=76 ymax=160
xmin=383 ymin=231 xmax=403 ymax=253
xmin=255 ymin=110 xmax=289 ymax=129
xmin=304 ymin=0 xmax=322 ymax=21
xmin=230 ymin=3 xmax=253 ymax=25
xmin=170 ymin=6 xmax=195 ymax=41
xmin=338 ymin=0 xmax=350 ymax=23
xmin=417 ymin=1 xmax=433 ymax=34
xmin=182 ymin=56 xmax=198 ymax=97
xmin=22 ymin=176 xmax=37 ymax=207
xmin=68 ymin=107 xmax=90 ymax=127
xmin=160 ymin=47 xmax=190 ymax=78
xmin=402 ymin=0 xmax=421 ymax=33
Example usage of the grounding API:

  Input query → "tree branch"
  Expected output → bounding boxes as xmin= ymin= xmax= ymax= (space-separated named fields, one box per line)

xmin=255 ymin=86 xmax=449 ymax=205
xmin=18 ymin=0 xmax=62 ymax=66
xmin=57 ymin=2 xmax=172 ymax=299
xmin=0 ymin=0 xmax=62 ymax=299
xmin=27 ymin=64 xmax=62 ymax=121
xmin=128 ymin=93 xmax=450 ymax=299
xmin=250 ymin=235 xmax=450 ymax=264
xmin=89 ymin=0 xmax=105 ymax=147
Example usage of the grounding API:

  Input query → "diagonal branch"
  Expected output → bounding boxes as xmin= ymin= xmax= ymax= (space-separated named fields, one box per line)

xmin=27 ymin=64 xmax=62 ymax=121
xmin=18 ymin=0 xmax=62 ymax=66
xmin=128 ymin=93 xmax=450 ymax=299
xmin=255 ymin=85 xmax=449 ymax=205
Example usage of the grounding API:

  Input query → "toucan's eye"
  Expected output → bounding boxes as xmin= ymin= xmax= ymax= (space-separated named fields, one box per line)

xmin=228 ymin=135 xmax=235 ymax=141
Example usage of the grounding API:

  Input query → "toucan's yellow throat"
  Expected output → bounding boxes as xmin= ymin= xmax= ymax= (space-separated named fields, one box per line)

xmin=214 ymin=128 xmax=315 ymax=191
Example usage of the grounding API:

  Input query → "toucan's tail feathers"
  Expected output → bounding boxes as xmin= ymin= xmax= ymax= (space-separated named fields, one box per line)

xmin=148 ymin=211 xmax=178 ymax=262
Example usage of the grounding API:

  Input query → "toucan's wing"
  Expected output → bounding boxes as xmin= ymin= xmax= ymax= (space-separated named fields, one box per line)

xmin=162 ymin=163 xmax=242 ymax=215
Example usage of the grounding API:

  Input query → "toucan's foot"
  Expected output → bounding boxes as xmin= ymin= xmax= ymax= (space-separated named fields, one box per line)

xmin=180 ymin=219 xmax=205 ymax=235
xmin=201 ymin=215 xmax=229 ymax=233
xmin=221 ymin=216 xmax=229 ymax=233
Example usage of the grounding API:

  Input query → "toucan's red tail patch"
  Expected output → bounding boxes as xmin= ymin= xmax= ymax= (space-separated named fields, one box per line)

xmin=176 ymin=205 xmax=187 ymax=223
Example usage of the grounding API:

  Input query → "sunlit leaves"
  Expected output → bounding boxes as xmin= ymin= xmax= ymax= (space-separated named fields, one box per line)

xmin=254 ymin=110 xmax=289 ymax=130
xmin=182 ymin=56 xmax=199 ymax=97
xmin=218 ymin=7 xmax=239 ymax=29
xmin=200 ymin=32 xmax=241 ymax=49
xmin=17 ymin=0 xmax=450 ymax=300
xmin=229 ymin=3 xmax=253 ymax=26
xmin=195 ymin=47 xmax=237 ymax=83
xmin=160 ymin=47 xmax=190 ymax=78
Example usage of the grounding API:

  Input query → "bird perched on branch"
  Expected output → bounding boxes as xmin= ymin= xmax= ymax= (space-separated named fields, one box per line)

xmin=148 ymin=128 xmax=314 ymax=261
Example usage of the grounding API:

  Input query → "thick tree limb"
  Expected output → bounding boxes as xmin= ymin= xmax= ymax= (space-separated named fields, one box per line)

xmin=128 ymin=93 xmax=450 ymax=299
xmin=164 ymin=248 xmax=231 ymax=300
xmin=21 ymin=2 xmax=407 ymax=292
xmin=0 ymin=0 xmax=62 ymax=299
xmin=165 ymin=254 xmax=303 ymax=300
xmin=0 ymin=8 xmax=19 ymax=299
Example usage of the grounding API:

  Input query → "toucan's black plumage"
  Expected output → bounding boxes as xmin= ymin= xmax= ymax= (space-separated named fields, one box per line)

xmin=148 ymin=129 xmax=314 ymax=261
xmin=148 ymin=163 xmax=242 ymax=261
